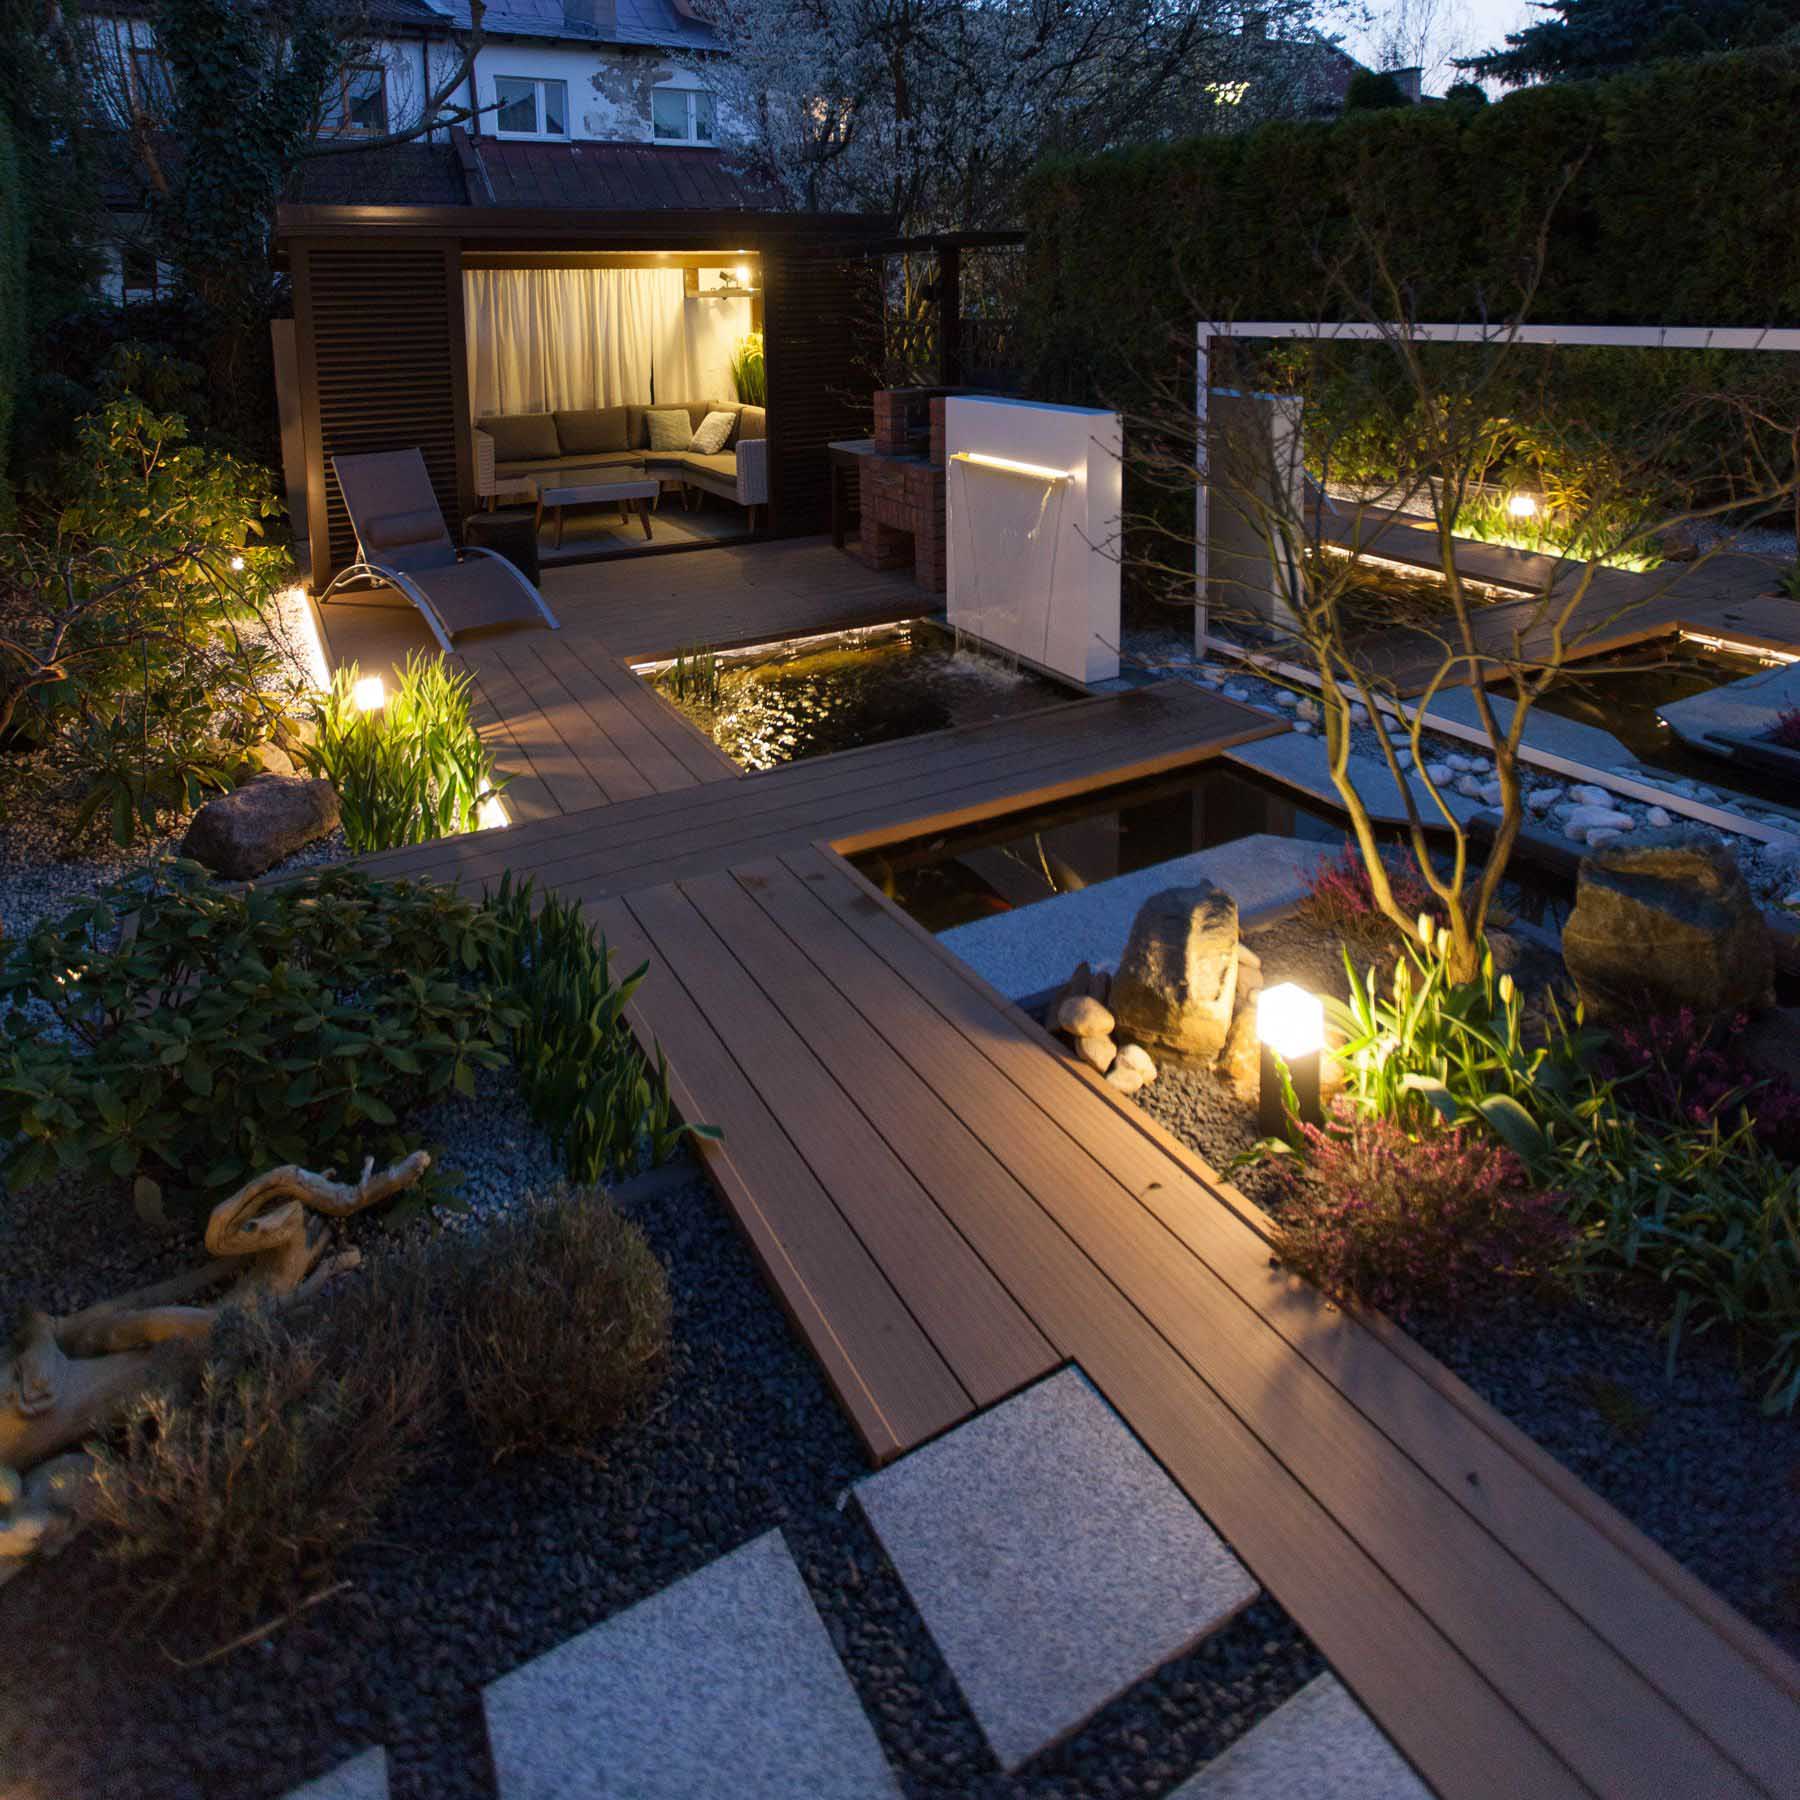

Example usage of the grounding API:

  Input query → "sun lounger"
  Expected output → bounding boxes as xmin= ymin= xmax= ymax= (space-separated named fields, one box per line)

xmin=320 ymin=449 xmax=559 ymax=653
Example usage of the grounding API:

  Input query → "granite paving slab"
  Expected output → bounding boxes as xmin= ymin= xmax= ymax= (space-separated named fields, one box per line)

xmin=856 ymin=1367 xmax=1259 ymax=1771
xmin=1170 ymin=1673 xmax=1432 ymax=1799
xmin=281 ymin=1747 xmax=389 ymax=1800
xmin=1226 ymin=733 xmax=1484 ymax=829
xmin=937 ymin=833 xmax=1336 ymax=1001
xmin=483 ymin=1529 xmax=899 ymax=1800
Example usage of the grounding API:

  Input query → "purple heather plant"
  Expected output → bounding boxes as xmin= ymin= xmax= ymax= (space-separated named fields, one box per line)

xmin=1769 ymin=707 xmax=1800 ymax=751
xmin=1301 ymin=844 xmax=1439 ymax=942
xmin=1275 ymin=1106 xmax=1574 ymax=1318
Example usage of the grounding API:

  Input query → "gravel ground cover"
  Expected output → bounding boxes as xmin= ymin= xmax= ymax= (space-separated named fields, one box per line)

xmin=0 ymin=1077 xmax=1324 ymax=1800
xmin=1127 ymin=920 xmax=1800 ymax=1661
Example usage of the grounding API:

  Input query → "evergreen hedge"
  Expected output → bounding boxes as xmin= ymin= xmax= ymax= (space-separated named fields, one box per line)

xmin=1017 ymin=49 xmax=1800 ymax=410
xmin=0 ymin=113 xmax=24 ymax=525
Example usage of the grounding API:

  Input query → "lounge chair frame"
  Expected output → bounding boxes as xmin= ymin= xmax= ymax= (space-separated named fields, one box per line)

xmin=317 ymin=548 xmax=558 ymax=656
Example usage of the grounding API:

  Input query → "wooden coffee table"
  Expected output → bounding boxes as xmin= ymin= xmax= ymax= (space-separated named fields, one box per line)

xmin=535 ymin=471 xmax=660 ymax=549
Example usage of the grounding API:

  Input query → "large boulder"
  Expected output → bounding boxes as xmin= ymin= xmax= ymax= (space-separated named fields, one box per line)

xmin=180 ymin=775 xmax=341 ymax=880
xmin=1562 ymin=827 xmax=1773 ymax=1022
xmin=1110 ymin=882 xmax=1239 ymax=1058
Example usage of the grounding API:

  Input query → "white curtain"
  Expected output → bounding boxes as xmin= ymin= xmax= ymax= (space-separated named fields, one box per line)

xmin=463 ymin=267 xmax=690 ymax=417
xmin=681 ymin=293 xmax=753 ymax=401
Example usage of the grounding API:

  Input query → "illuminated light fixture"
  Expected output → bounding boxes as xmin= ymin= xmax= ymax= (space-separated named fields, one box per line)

xmin=476 ymin=793 xmax=509 ymax=832
xmin=734 ymin=263 xmax=752 ymax=286
xmin=281 ymin=584 xmax=332 ymax=692
xmin=1506 ymin=492 xmax=1540 ymax=520
xmin=352 ymin=674 xmax=386 ymax=713
xmin=229 ymin=554 xmax=246 ymax=572
xmin=1256 ymin=981 xmax=1324 ymax=1136
xmin=949 ymin=451 xmax=1076 ymax=484
xmin=702 ymin=265 xmax=757 ymax=299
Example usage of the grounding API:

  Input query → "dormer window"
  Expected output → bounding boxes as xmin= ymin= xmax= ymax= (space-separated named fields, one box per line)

xmin=323 ymin=64 xmax=389 ymax=136
xmin=495 ymin=75 xmax=569 ymax=138
xmin=652 ymin=80 xmax=715 ymax=145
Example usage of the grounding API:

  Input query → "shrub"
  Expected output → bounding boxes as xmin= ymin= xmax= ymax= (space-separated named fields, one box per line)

xmin=300 ymin=652 xmax=507 ymax=853
xmin=442 ymin=1187 xmax=670 ymax=1461
xmin=0 ymin=864 xmax=518 ymax=1206
xmin=1770 ymin=705 xmax=1800 ymax=748
xmin=1275 ymin=1107 xmax=1574 ymax=1317
xmin=82 ymin=1286 xmax=442 ymax=1631
xmin=480 ymin=874 xmax=716 ymax=1185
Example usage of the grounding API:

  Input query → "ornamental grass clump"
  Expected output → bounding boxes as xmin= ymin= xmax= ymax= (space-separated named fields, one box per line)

xmin=302 ymin=651 xmax=507 ymax=853
xmin=82 ymin=1285 xmax=443 ymax=1633
xmin=439 ymin=1187 xmax=671 ymax=1462
xmin=1275 ymin=1108 xmax=1574 ymax=1318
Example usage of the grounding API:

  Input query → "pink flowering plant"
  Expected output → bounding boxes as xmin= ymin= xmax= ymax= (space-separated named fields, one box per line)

xmin=1769 ymin=707 xmax=1800 ymax=751
xmin=1274 ymin=1105 xmax=1574 ymax=1317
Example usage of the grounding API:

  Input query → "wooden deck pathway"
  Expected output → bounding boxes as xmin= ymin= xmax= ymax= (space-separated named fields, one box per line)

xmin=333 ymin=538 xmax=1800 ymax=1799
xmin=1317 ymin=509 xmax=1800 ymax=694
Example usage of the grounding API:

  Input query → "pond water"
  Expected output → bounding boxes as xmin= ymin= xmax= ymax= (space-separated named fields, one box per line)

xmin=1530 ymin=636 xmax=1794 ymax=806
xmin=640 ymin=622 xmax=1071 ymax=772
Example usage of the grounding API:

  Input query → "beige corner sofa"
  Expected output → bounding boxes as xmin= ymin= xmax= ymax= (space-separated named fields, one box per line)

xmin=473 ymin=401 xmax=769 ymax=528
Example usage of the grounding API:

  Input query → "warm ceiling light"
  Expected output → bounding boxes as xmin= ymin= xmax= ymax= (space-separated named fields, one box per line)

xmin=1506 ymin=492 xmax=1539 ymax=519
xmin=352 ymin=674 xmax=386 ymax=713
xmin=734 ymin=263 xmax=751 ymax=286
xmin=949 ymin=451 xmax=1075 ymax=484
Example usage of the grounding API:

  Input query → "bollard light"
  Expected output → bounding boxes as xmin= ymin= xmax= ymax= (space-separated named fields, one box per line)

xmin=476 ymin=793 xmax=509 ymax=832
xmin=1506 ymin=492 xmax=1539 ymax=520
xmin=352 ymin=674 xmax=386 ymax=713
xmin=1256 ymin=981 xmax=1324 ymax=1137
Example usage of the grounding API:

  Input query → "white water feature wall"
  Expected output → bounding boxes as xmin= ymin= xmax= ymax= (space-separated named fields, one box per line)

xmin=946 ymin=397 xmax=1122 ymax=686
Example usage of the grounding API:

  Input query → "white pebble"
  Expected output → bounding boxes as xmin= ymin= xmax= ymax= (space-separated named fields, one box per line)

xmin=1454 ymin=774 xmax=1485 ymax=798
xmin=1586 ymin=828 xmax=1624 ymax=848
xmin=1423 ymin=762 xmax=1452 ymax=784
xmin=1275 ymin=690 xmax=1299 ymax=708
xmin=1525 ymin=787 xmax=1559 ymax=812
xmin=1292 ymin=719 xmax=1315 ymax=735
xmin=1569 ymin=783 xmax=1614 ymax=807
xmin=1223 ymin=684 xmax=1251 ymax=701
xmin=1646 ymin=806 xmax=1672 ymax=827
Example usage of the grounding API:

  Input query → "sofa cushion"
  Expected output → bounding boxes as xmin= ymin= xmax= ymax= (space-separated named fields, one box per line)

xmin=690 ymin=410 xmax=736 ymax=455
xmin=555 ymin=406 xmax=630 ymax=455
xmin=736 ymin=405 xmax=766 ymax=442
xmin=627 ymin=399 xmax=726 ymax=447
xmin=479 ymin=412 xmax=560 ymax=462
xmin=680 ymin=452 xmax=739 ymax=482
xmin=497 ymin=450 xmax=646 ymax=479
xmin=645 ymin=408 xmax=694 ymax=452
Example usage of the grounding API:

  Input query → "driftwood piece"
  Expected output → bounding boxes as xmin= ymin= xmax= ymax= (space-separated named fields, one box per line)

xmin=0 ymin=1151 xmax=431 ymax=1578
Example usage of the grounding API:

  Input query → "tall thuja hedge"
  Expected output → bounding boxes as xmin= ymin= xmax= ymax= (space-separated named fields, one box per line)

xmin=0 ymin=112 xmax=24 ymax=526
xmin=1018 ymin=49 xmax=1800 ymax=410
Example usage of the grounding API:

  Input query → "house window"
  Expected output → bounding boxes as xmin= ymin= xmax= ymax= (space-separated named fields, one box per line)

xmin=120 ymin=246 xmax=159 ymax=301
xmin=324 ymin=64 xmax=389 ymax=136
xmin=129 ymin=46 xmax=174 ymax=121
xmin=494 ymin=75 xmax=568 ymax=137
xmin=652 ymin=85 xmax=715 ymax=145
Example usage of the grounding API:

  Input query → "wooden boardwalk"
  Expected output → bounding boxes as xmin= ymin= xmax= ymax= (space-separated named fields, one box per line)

xmin=1317 ymin=509 xmax=1800 ymax=694
xmin=335 ymin=537 xmax=1800 ymax=1799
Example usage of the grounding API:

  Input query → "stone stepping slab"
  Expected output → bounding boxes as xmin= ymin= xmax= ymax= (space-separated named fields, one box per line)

xmin=856 ymin=1366 xmax=1259 ymax=1771
xmin=483 ymin=1528 xmax=900 ymax=1799
xmin=1170 ymin=1673 xmax=1432 ymax=1798
xmin=281 ymin=1747 xmax=389 ymax=1800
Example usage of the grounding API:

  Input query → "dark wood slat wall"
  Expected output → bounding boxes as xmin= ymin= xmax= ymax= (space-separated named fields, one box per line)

xmin=298 ymin=241 xmax=465 ymax=578
xmin=763 ymin=243 xmax=880 ymax=536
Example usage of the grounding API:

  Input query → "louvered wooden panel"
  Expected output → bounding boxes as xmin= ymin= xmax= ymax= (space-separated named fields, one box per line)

xmin=763 ymin=244 xmax=880 ymax=535
xmin=300 ymin=244 xmax=463 ymax=575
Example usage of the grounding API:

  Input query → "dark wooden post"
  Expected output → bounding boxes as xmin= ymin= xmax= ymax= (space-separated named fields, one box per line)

xmin=937 ymin=242 xmax=962 ymax=388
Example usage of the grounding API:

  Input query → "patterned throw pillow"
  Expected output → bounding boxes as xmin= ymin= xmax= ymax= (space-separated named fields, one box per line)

xmin=689 ymin=409 xmax=737 ymax=455
xmin=646 ymin=408 xmax=694 ymax=452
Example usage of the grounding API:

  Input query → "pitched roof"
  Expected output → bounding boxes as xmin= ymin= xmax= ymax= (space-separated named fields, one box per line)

xmin=459 ymin=132 xmax=775 ymax=208
xmin=294 ymin=141 xmax=471 ymax=205
xmin=433 ymin=0 xmax=719 ymax=52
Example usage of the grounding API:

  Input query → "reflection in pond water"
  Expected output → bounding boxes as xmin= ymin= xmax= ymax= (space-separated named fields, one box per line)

xmin=640 ymin=622 xmax=1070 ymax=772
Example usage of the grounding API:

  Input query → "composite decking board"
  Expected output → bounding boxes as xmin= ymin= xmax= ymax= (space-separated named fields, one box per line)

xmin=586 ymin=895 xmax=967 ymax=1461
xmin=491 ymin=636 xmax=688 ymax=801
xmin=776 ymin=851 xmax=1771 ymax=1800
xmin=624 ymin=877 xmax=1055 ymax=1410
xmin=731 ymin=852 xmax=1580 ymax=1800
xmin=799 ymin=852 xmax=1800 ymax=1795
xmin=482 ymin=639 xmax=663 ymax=805
xmin=553 ymin=634 xmax=742 ymax=787
xmin=458 ymin=650 xmax=612 ymax=816
xmin=356 ymin=684 xmax=1277 ymax=891
xmin=465 ymin=678 xmax=561 ymax=826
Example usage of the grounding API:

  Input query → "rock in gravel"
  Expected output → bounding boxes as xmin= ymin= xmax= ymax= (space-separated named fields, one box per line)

xmin=1275 ymin=690 xmax=1298 ymax=708
xmin=1076 ymin=1034 xmax=1117 ymax=1074
xmin=1115 ymin=1043 xmax=1157 ymax=1084
xmin=1563 ymin=805 xmax=1633 ymax=841
xmin=1454 ymin=775 xmax=1484 ymax=799
xmin=1218 ymin=1005 xmax=1260 ymax=1102
xmin=1563 ymin=827 xmax=1774 ymax=1022
xmin=1423 ymin=762 xmax=1452 ymax=785
xmin=1569 ymin=783 xmax=1615 ymax=808
xmin=1646 ymin=805 xmax=1673 ymax=828
xmin=1292 ymin=720 xmax=1314 ymax=735
xmin=1110 ymin=883 xmax=1239 ymax=1059
xmin=1526 ymin=786 xmax=1560 ymax=812
xmin=1058 ymin=995 xmax=1115 ymax=1039
xmin=1106 ymin=1063 xmax=1150 ymax=1096
xmin=180 ymin=775 xmax=341 ymax=879
xmin=1586 ymin=828 xmax=1624 ymax=849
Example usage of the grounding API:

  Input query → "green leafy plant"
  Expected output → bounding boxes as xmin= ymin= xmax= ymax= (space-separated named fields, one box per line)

xmin=0 ymin=864 xmax=518 ymax=1206
xmin=480 ymin=874 xmax=719 ymax=1185
xmin=729 ymin=330 xmax=765 ymax=408
xmin=659 ymin=644 xmax=722 ymax=710
xmin=1777 ymin=562 xmax=1800 ymax=602
xmin=301 ymin=651 xmax=507 ymax=853
xmin=435 ymin=1186 xmax=671 ymax=1462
